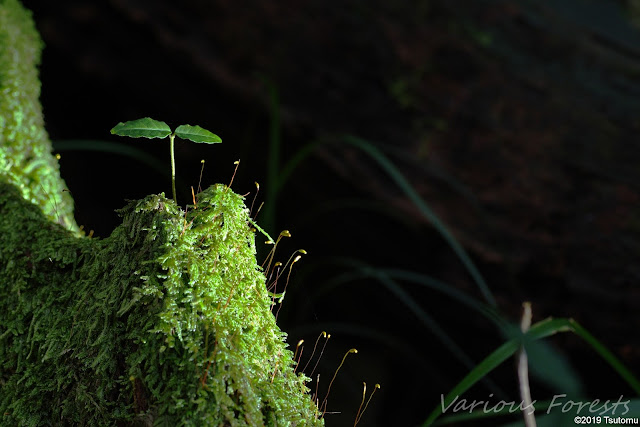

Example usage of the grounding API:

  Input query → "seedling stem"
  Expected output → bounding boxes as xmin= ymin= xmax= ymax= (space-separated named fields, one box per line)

xmin=110 ymin=117 xmax=221 ymax=204
xmin=169 ymin=134 xmax=177 ymax=202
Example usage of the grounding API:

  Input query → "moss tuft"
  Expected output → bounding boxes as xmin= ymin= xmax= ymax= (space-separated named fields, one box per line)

xmin=0 ymin=181 xmax=322 ymax=425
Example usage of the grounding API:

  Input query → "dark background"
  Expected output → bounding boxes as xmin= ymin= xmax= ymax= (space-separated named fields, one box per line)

xmin=19 ymin=0 xmax=640 ymax=425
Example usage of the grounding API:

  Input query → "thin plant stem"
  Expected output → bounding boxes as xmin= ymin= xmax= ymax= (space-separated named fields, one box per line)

xmin=169 ymin=134 xmax=177 ymax=203
xmin=518 ymin=302 xmax=536 ymax=427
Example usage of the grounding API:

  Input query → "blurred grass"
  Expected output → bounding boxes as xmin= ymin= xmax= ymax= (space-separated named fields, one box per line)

xmin=341 ymin=135 xmax=496 ymax=307
xmin=270 ymin=131 xmax=638 ymax=425
xmin=425 ymin=317 xmax=640 ymax=426
xmin=267 ymin=132 xmax=496 ymax=304
xmin=53 ymin=139 xmax=166 ymax=176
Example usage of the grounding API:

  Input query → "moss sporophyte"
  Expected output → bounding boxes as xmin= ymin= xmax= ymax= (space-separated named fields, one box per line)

xmin=110 ymin=117 xmax=222 ymax=203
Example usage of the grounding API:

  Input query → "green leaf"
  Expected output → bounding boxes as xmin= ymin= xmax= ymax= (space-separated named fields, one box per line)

xmin=110 ymin=117 xmax=172 ymax=139
xmin=424 ymin=339 xmax=519 ymax=426
xmin=422 ymin=317 xmax=640 ymax=426
xmin=175 ymin=124 xmax=222 ymax=144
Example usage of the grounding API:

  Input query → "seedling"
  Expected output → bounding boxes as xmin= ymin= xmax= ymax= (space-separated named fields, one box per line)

xmin=110 ymin=117 xmax=221 ymax=203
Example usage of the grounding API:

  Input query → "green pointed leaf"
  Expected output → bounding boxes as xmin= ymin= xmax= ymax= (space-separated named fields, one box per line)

xmin=110 ymin=117 xmax=172 ymax=139
xmin=175 ymin=124 xmax=222 ymax=144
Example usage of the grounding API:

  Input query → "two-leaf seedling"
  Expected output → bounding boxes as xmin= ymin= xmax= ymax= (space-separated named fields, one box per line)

xmin=111 ymin=117 xmax=221 ymax=203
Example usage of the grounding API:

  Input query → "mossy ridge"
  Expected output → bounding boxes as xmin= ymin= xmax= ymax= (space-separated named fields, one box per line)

xmin=0 ymin=180 xmax=322 ymax=425
xmin=0 ymin=0 xmax=319 ymax=423
xmin=0 ymin=0 xmax=78 ymax=233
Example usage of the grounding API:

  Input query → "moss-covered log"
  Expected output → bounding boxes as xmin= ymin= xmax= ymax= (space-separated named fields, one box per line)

xmin=0 ymin=0 xmax=321 ymax=424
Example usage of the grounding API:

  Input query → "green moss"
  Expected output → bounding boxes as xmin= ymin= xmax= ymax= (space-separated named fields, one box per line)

xmin=0 ymin=0 xmax=78 ymax=233
xmin=0 ymin=181 xmax=322 ymax=425
xmin=0 ymin=0 xmax=322 ymax=424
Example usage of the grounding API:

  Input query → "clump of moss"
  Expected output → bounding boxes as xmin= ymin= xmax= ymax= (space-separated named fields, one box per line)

xmin=0 ymin=180 xmax=322 ymax=425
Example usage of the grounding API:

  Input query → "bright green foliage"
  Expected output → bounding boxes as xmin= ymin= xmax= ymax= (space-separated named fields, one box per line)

xmin=0 ymin=0 xmax=78 ymax=233
xmin=111 ymin=118 xmax=222 ymax=203
xmin=110 ymin=118 xmax=221 ymax=144
xmin=174 ymin=124 xmax=222 ymax=144
xmin=1 ymin=1 xmax=321 ymax=424
xmin=0 ymin=180 xmax=322 ymax=425
xmin=111 ymin=117 xmax=172 ymax=139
